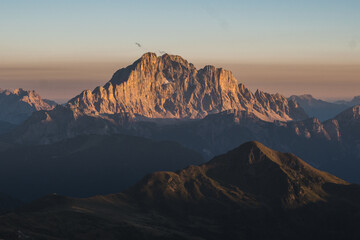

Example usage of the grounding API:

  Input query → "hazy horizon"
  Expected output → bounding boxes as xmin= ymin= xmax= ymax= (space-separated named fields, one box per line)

xmin=1 ymin=56 xmax=359 ymax=103
xmin=1 ymin=0 xmax=359 ymax=102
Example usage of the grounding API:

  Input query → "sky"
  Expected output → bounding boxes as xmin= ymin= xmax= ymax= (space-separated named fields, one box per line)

xmin=0 ymin=0 xmax=359 ymax=102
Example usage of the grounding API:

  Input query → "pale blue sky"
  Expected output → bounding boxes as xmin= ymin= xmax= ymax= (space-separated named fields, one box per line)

xmin=1 ymin=0 xmax=359 ymax=63
xmin=0 ymin=0 xmax=359 ymax=101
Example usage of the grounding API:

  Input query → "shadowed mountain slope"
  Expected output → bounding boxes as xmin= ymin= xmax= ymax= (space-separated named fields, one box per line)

xmin=0 ymin=120 xmax=16 ymax=135
xmin=129 ymin=141 xmax=347 ymax=208
xmin=9 ymin=105 xmax=360 ymax=184
xmin=1 ymin=141 xmax=359 ymax=240
xmin=0 ymin=134 xmax=203 ymax=201
xmin=0 ymin=193 xmax=22 ymax=214
xmin=126 ymin=106 xmax=360 ymax=183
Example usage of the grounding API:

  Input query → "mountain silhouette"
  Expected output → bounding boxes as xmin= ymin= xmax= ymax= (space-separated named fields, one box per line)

xmin=1 ymin=141 xmax=359 ymax=240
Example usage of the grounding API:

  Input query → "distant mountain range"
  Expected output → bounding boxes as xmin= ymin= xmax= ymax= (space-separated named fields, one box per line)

xmin=335 ymin=95 xmax=360 ymax=106
xmin=289 ymin=94 xmax=360 ymax=121
xmin=1 ymin=54 xmax=360 ymax=239
xmin=2 ymin=53 xmax=360 ymax=185
xmin=1 ymin=142 xmax=359 ymax=239
xmin=0 ymin=88 xmax=57 ymax=125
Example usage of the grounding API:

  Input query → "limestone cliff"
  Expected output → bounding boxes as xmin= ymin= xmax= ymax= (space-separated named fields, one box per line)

xmin=11 ymin=53 xmax=308 ymax=144
xmin=68 ymin=53 xmax=307 ymax=122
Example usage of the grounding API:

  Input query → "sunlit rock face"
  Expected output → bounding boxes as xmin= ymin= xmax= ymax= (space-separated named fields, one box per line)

xmin=11 ymin=53 xmax=308 ymax=144
xmin=68 ymin=52 xmax=308 ymax=122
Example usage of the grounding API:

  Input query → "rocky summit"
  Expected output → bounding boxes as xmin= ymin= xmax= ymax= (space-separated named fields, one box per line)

xmin=10 ymin=53 xmax=307 ymax=144
xmin=129 ymin=141 xmax=348 ymax=208
xmin=0 ymin=88 xmax=57 ymax=124
xmin=68 ymin=52 xmax=307 ymax=122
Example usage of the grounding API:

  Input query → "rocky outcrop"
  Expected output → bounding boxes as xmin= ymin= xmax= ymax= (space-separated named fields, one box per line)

xmin=0 ymin=88 xmax=57 ymax=124
xmin=68 ymin=53 xmax=307 ymax=122
xmin=335 ymin=104 xmax=360 ymax=121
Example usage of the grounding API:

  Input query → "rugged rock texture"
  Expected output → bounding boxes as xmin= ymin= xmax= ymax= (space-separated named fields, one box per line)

xmin=1 ymin=142 xmax=359 ymax=239
xmin=0 ymin=88 xmax=57 ymax=124
xmin=68 ymin=53 xmax=307 ymax=122
xmin=285 ymin=105 xmax=360 ymax=149
xmin=332 ymin=105 xmax=360 ymax=148
xmin=10 ymin=53 xmax=307 ymax=144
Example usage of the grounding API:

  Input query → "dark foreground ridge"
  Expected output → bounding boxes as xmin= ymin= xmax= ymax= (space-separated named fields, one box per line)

xmin=1 ymin=141 xmax=360 ymax=239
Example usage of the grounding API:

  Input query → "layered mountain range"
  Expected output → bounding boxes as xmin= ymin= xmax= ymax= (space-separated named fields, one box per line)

xmin=17 ymin=104 xmax=360 ymax=182
xmin=1 ymin=142 xmax=359 ymax=239
xmin=335 ymin=95 xmax=360 ymax=106
xmin=129 ymin=105 xmax=360 ymax=182
xmin=1 ymin=55 xmax=359 ymax=238
xmin=3 ymin=53 xmax=360 ymax=184
xmin=10 ymin=53 xmax=308 ymax=144
xmin=289 ymin=94 xmax=360 ymax=121
xmin=0 ymin=88 xmax=57 ymax=124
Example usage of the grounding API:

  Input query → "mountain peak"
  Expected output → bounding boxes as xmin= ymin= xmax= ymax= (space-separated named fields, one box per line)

xmin=141 ymin=51 xmax=157 ymax=59
xmin=209 ymin=140 xmax=286 ymax=166
xmin=232 ymin=140 xmax=266 ymax=153
xmin=14 ymin=54 xmax=309 ymax=143
xmin=67 ymin=53 xmax=306 ymax=121
xmin=138 ymin=52 xmax=158 ymax=64
xmin=137 ymin=52 xmax=191 ymax=68
xmin=2 ymin=139 xmax=359 ymax=239
xmin=130 ymin=141 xmax=347 ymax=209
xmin=0 ymin=88 xmax=57 ymax=124
xmin=160 ymin=53 xmax=190 ymax=65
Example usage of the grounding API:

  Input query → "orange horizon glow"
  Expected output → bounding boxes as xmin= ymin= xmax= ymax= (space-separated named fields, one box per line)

xmin=0 ymin=58 xmax=359 ymax=103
